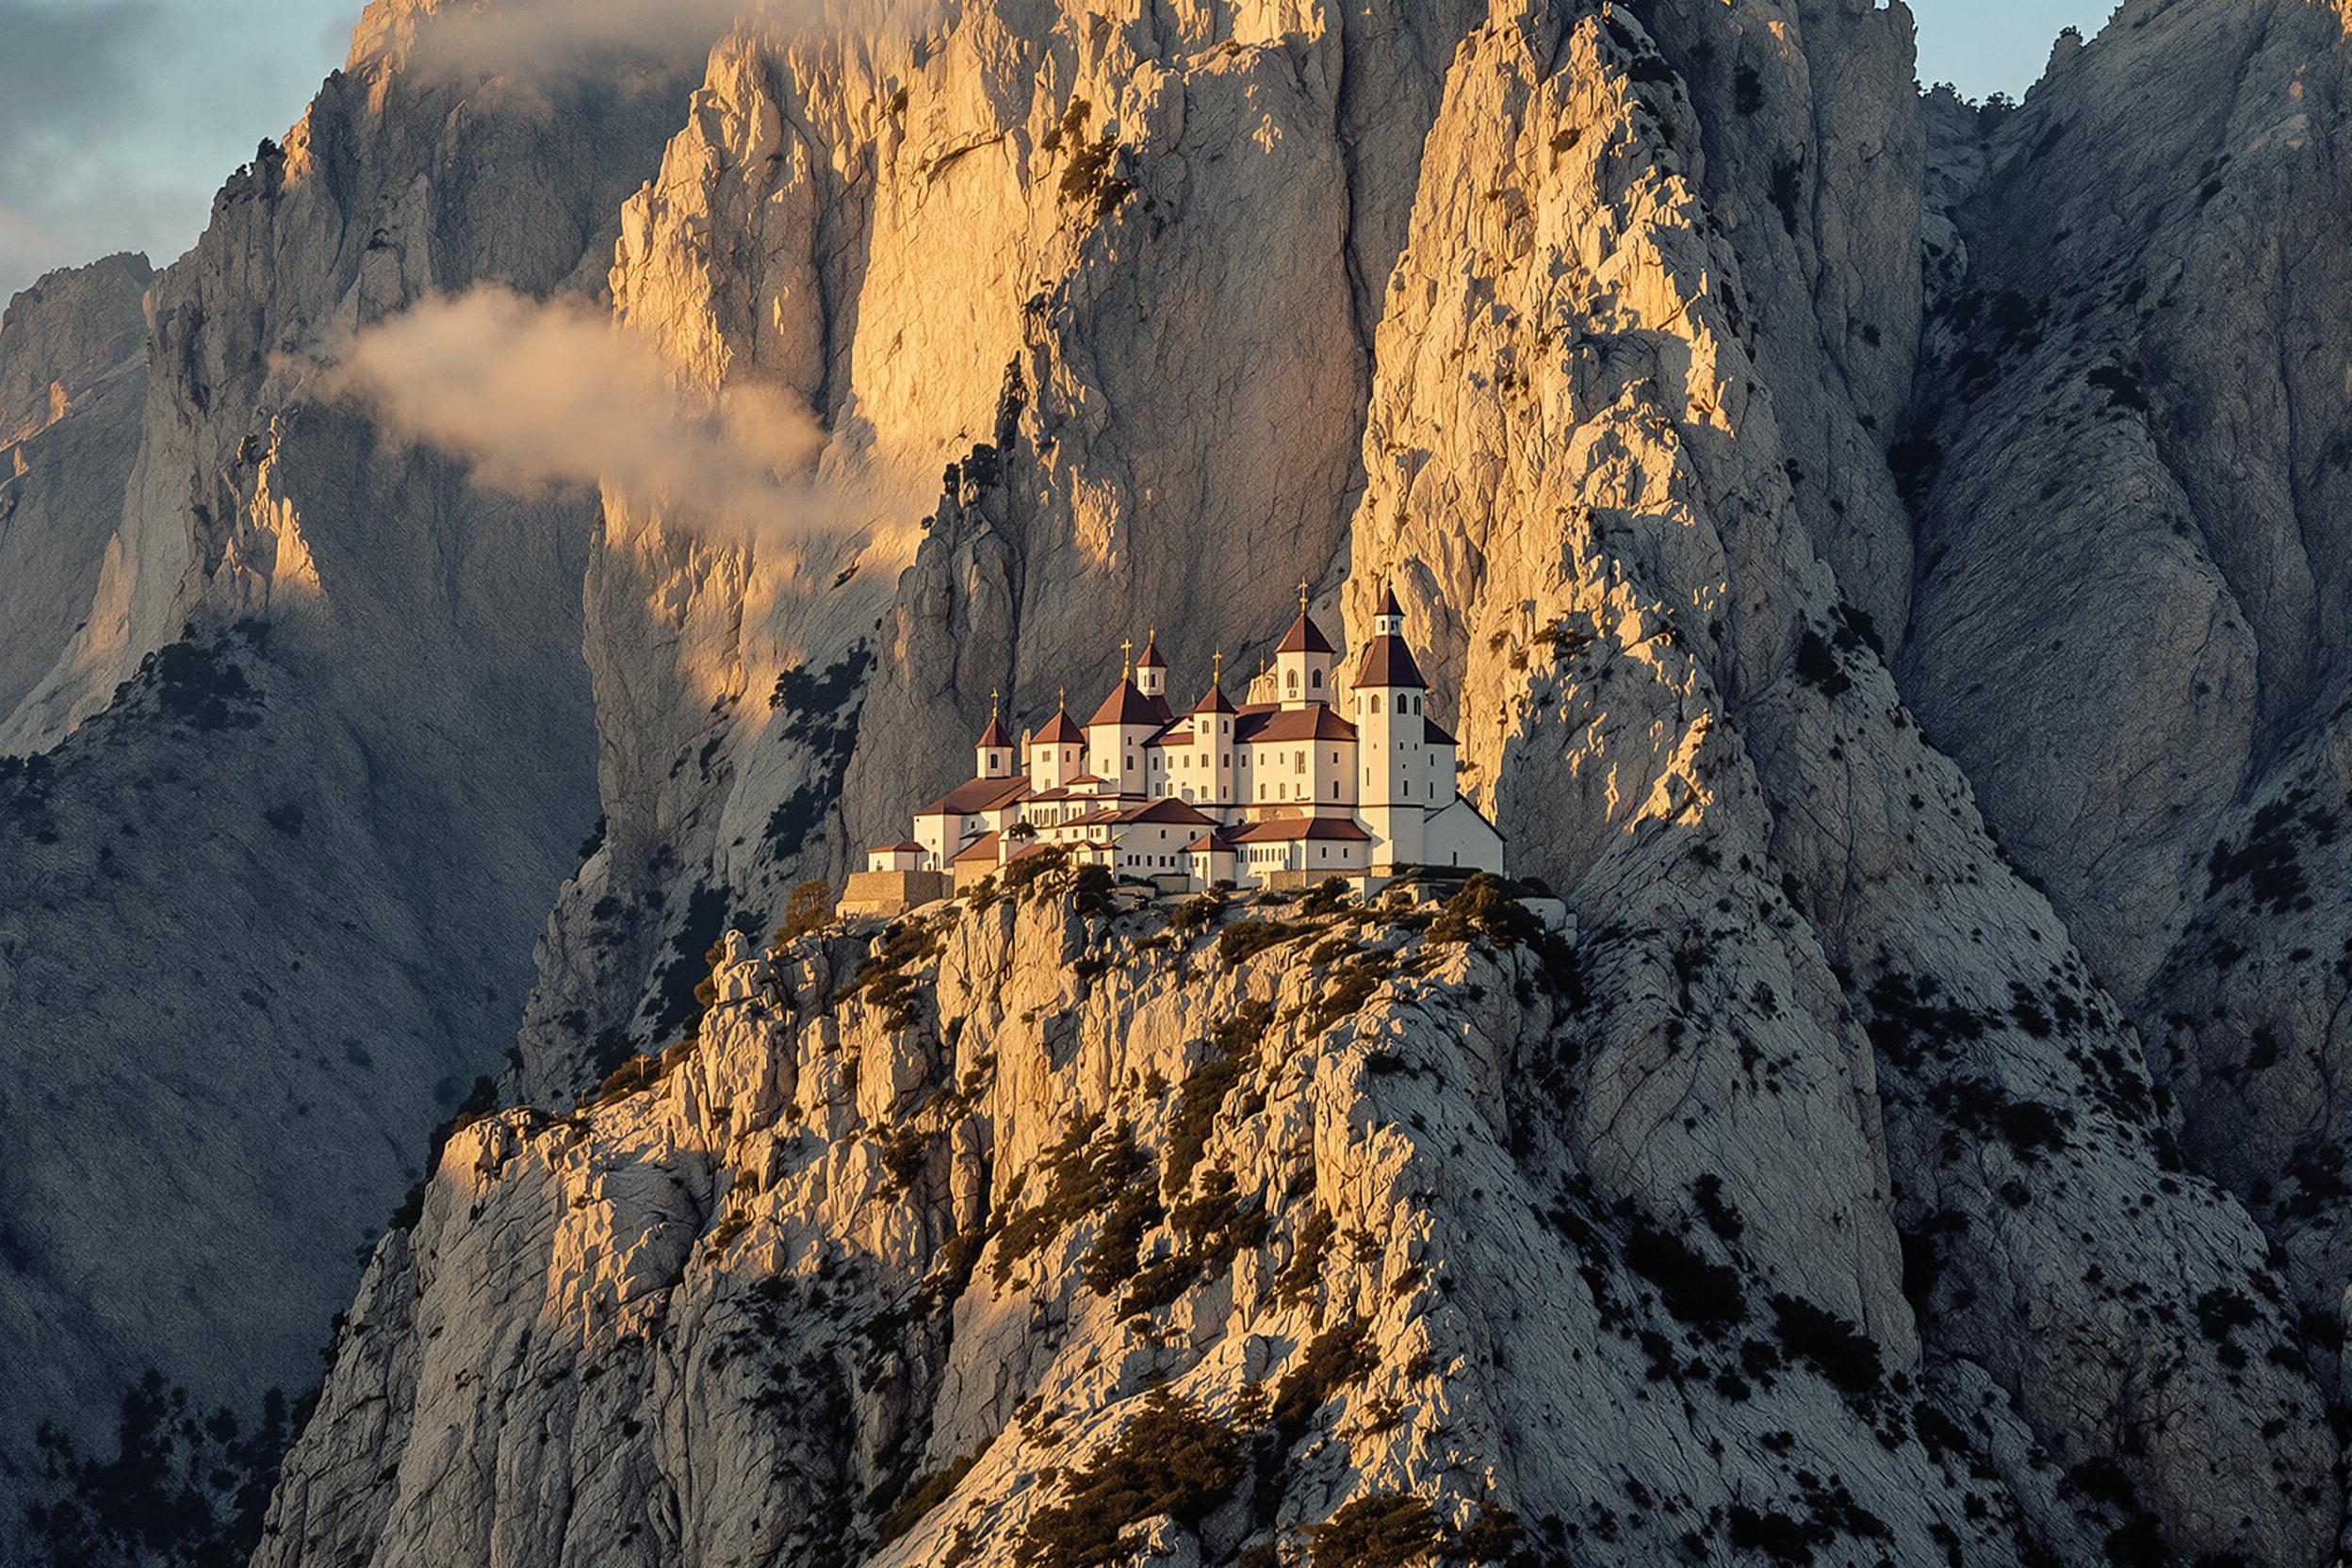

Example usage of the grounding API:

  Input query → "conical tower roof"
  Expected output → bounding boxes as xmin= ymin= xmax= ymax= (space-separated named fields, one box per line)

xmin=1035 ymin=693 xmax=1085 ymax=745
xmin=1276 ymin=608 xmax=1334 ymax=656
xmin=1191 ymin=680 xmax=1237 ymax=716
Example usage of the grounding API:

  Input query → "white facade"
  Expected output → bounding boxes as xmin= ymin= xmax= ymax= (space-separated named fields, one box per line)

xmin=875 ymin=601 xmax=1504 ymax=893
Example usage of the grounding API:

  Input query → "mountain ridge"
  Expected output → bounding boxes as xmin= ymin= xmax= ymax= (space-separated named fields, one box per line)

xmin=3 ymin=0 xmax=2348 ymax=1562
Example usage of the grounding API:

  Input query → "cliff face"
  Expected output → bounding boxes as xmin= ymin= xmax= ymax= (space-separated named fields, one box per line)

xmin=0 ymin=253 xmax=152 ymax=717
xmin=1900 ymin=0 xmax=2352 ymax=1413
xmin=6 ymin=0 xmax=2352 ymax=1562
xmin=266 ymin=0 xmax=2341 ymax=1563
xmin=260 ymin=878 xmax=2085 ymax=1568
xmin=513 ymin=0 xmax=1494 ymax=1101
xmin=0 ymin=0 xmax=709 ymax=1521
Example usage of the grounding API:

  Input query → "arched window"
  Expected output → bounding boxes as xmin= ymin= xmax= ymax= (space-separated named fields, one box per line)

xmin=1371 ymin=694 xmax=1381 ymax=715
xmin=1287 ymin=670 xmax=1300 ymax=694
xmin=1311 ymin=669 xmax=1323 ymax=689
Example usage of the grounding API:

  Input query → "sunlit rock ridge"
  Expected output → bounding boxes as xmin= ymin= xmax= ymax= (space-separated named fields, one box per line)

xmin=2 ymin=0 xmax=2349 ymax=1562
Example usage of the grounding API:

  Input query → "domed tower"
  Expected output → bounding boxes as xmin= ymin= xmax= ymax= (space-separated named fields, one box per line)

xmin=1275 ymin=582 xmax=1337 ymax=711
xmin=1089 ymin=640 xmax=1173 ymax=797
xmin=1355 ymin=583 xmax=1429 ymax=870
xmin=975 ymin=692 xmax=1015 ymax=780
xmin=1135 ymin=631 xmax=1168 ymax=699
xmin=1028 ymin=693 xmax=1086 ymax=792
xmin=1190 ymin=656 xmax=1239 ymax=814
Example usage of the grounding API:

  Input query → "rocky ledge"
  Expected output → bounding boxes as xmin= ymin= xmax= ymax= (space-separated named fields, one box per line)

xmin=257 ymin=861 xmax=2168 ymax=1568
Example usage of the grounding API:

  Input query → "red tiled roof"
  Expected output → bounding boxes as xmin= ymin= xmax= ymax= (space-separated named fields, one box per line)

xmin=1424 ymin=716 xmax=1458 ymax=746
xmin=1354 ymin=634 xmax=1425 ymax=691
xmin=1237 ymin=706 xmax=1358 ymax=743
xmin=920 ymin=776 xmax=1031 ymax=817
xmin=1230 ymin=817 xmax=1372 ymax=843
xmin=1118 ymin=798 xmax=1216 ymax=826
xmin=954 ymin=831 xmax=1002 ymax=863
xmin=1034 ymin=709 xmax=1085 ymax=745
xmin=1088 ymin=678 xmax=1170 ymax=728
xmin=1186 ymin=831 xmax=1237 ymax=854
xmin=1191 ymin=682 xmax=1236 ymax=717
xmin=977 ymin=714 xmax=1012 ymax=748
xmin=1277 ymin=610 xmax=1334 ymax=656
xmin=1378 ymin=582 xmax=1403 ymax=618
xmin=869 ymin=841 xmax=923 ymax=855
xmin=1136 ymin=635 xmax=1167 ymax=669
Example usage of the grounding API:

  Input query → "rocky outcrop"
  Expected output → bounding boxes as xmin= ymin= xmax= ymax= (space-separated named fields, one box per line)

xmin=265 ymin=875 xmax=2089 ymax=1567
xmin=246 ymin=2 xmax=2342 ymax=1562
xmin=4 ymin=0 xmax=2350 ymax=1562
xmin=0 ymin=0 xmax=714 ymax=1526
xmin=1898 ymin=0 xmax=2352 ymax=1423
xmin=512 ymin=0 xmax=1494 ymax=1097
xmin=1338 ymin=5 xmax=2330 ymax=1561
xmin=0 ymin=253 xmax=152 ymax=717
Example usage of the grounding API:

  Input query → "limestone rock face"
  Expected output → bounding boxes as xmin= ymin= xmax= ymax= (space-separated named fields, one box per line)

xmin=0 ymin=253 xmax=152 ymax=716
xmin=262 ymin=881 xmax=2086 ymax=1568
xmin=514 ymin=0 xmax=1490 ymax=1097
xmin=4 ymin=0 xmax=2351 ymax=1560
xmin=0 ymin=0 xmax=708 ymax=1523
xmin=252 ymin=0 xmax=2344 ymax=1561
xmin=1898 ymin=0 xmax=2352 ymax=1430
xmin=1339 ymin=6 xmax=2329 ymax=1561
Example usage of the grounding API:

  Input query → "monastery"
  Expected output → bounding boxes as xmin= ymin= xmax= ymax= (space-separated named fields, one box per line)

xmin=851 ymin=588 xmax=1505 ymax=907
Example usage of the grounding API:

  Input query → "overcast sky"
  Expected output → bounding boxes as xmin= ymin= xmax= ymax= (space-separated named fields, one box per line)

xmin=0 ymin=0 xmax=2116 ymax=308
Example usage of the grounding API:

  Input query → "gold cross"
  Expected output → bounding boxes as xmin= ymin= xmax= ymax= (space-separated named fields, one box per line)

xmin=1122 ymin=637 xmax=1135 ymax=678
xmin=1212 ymin=650 xmax=1223 ymax=688
xmin=1058 ymin=685 xmax=1067 ymax=711
xmin=990 ymin=688 xmax=1001 ymax=721
xmin=1298 ymin=579 xmax=1311 ymax=613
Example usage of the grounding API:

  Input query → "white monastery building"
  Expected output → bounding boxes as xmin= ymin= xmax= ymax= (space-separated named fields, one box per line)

xmin=860 ymin=589 xmax=1505 ymax=897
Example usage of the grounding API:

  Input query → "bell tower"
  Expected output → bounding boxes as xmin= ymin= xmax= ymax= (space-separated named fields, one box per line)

xmin=1135 ymin=630 xmax=1168 ymax=698
xmin=1355 ymin=583 xmax=1429 ymax=870
xmin=975 ymin=691 xmax=1015 ymax=780
xmin=1274 ymin=581 xmax=1336 ymax=711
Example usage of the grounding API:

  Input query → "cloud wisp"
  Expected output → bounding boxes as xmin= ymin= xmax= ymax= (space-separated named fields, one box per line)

xmin=398 ymin=0 xmax=941 ymax=84
xmin=321 ymin=286 xmax=904 ymax=548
